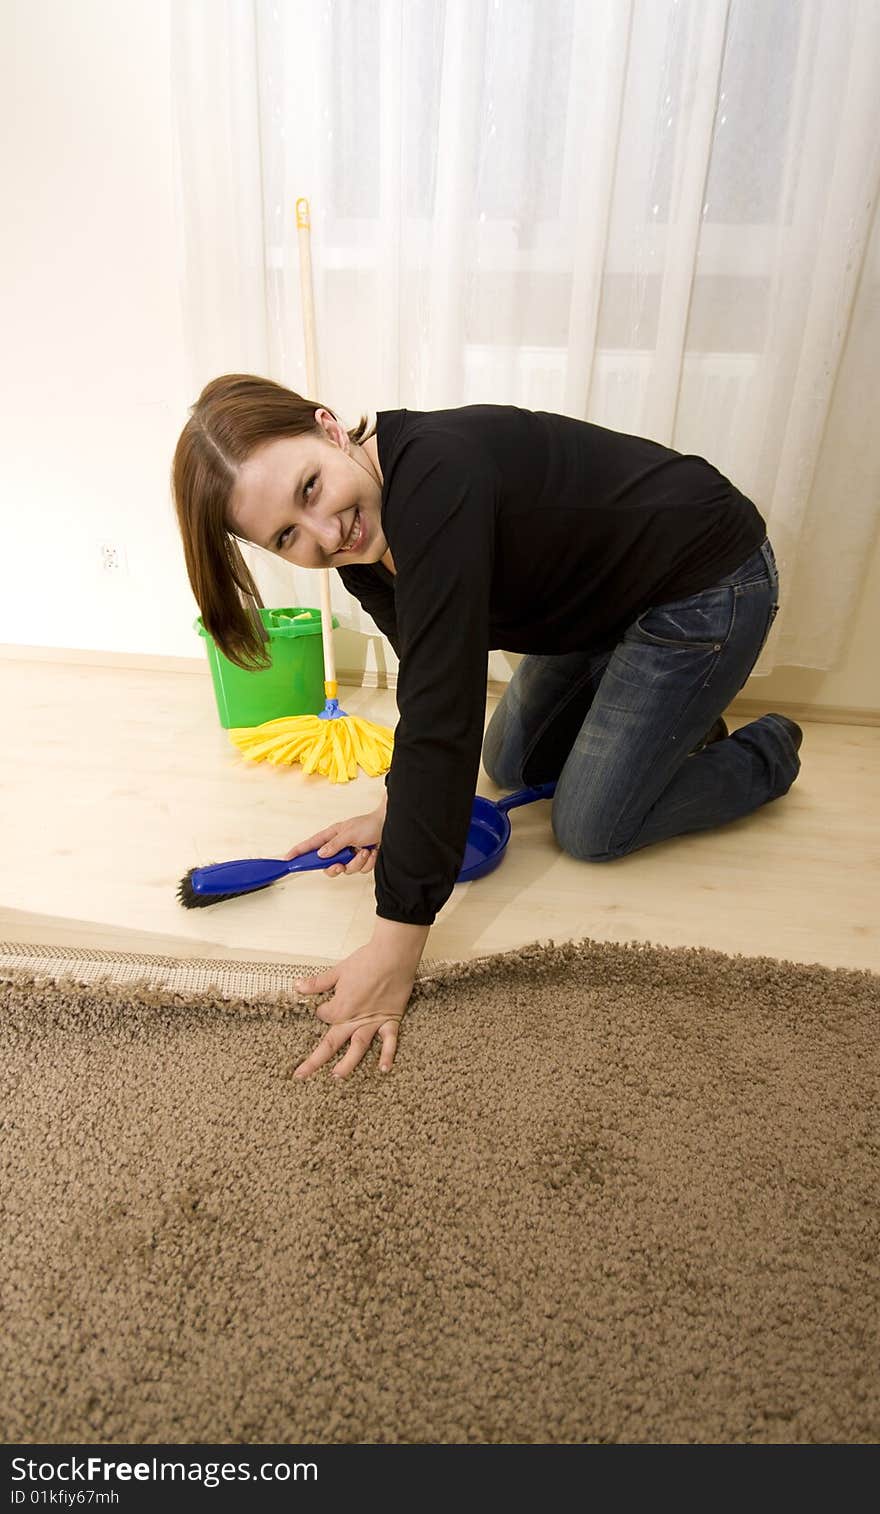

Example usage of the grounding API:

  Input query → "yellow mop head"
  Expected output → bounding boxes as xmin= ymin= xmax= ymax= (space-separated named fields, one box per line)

xmin=228 ymin=691 xmax=393 ymax=783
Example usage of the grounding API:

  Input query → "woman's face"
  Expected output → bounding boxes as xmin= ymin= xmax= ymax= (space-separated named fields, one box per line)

xmin=227 ymin=408 xmax=387 ymax=570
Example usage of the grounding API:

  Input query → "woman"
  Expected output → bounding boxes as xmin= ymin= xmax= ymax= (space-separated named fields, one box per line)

xmin=172 ymin=374 xmax=801 ymax=1081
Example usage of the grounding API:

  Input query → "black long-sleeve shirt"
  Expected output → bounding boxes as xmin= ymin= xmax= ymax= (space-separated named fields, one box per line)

xmin=337 ymin=405 xmax=766 ymax=927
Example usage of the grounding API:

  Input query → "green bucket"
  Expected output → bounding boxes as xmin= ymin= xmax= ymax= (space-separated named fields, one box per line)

xmin=196 ymin=606 xmax=337 ymax=729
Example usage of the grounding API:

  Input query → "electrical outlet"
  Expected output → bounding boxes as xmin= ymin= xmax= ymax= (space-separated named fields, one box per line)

xmin=100 ymin=542 xmax=127 ymax=573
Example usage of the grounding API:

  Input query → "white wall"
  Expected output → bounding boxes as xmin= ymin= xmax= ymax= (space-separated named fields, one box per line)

xmin=0 ymin=0 xmax=392 ymax=680
xmin=0 ymin=0 xmax=201 ymax=658
xmin=0 ymin=0 xmax=875 ymax=713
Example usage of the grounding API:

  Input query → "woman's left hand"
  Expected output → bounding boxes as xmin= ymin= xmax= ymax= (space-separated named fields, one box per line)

xmin=291 ymin=927 xmax=427 ymax=1080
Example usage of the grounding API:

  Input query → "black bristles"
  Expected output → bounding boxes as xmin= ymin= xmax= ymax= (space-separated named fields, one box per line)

xmin=176 ymin=868 xmax=276 ymax=909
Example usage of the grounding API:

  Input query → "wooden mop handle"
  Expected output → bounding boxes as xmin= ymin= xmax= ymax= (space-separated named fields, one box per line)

xmin=296 ymin=195 xmax=336 ymax=694
xmin=295 ymin=199 xmax=320 ymax=402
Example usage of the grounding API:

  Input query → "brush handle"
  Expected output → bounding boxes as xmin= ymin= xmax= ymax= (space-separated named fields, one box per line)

xmin=190 ymin=845 xmax=376 ymax=898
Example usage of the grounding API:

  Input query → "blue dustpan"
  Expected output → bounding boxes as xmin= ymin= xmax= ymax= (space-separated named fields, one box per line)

xmin=457 ymin=780 xmax=557 ymax=882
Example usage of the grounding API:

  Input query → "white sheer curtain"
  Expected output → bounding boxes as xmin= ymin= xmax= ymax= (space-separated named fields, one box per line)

xmin=170 ymin=0 xmax=880 ymax=676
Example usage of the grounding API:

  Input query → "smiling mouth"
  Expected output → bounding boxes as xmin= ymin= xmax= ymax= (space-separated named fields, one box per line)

xmin=337 ymin=508 xmax=364 ymax=554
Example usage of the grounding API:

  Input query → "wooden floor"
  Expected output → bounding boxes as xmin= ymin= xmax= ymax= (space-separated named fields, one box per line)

xmin=2 ymin=658 xmax=877 ymax=973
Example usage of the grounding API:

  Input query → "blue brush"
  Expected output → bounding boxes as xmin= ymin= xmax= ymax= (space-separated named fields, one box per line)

xmin=177 ymin=845 xmax=374 ymax=907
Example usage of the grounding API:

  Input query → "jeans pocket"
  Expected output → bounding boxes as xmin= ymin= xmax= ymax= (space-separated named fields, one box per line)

xmin=633 ymin=586 xmax=733 ymax=649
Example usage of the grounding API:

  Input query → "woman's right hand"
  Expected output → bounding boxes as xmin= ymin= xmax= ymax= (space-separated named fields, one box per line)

xmin=283 ymin=803 xmax=386 ymax=877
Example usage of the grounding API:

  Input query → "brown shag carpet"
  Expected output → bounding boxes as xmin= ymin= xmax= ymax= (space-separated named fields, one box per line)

xmin=2 ymin=936 xmax=878 ymax=1445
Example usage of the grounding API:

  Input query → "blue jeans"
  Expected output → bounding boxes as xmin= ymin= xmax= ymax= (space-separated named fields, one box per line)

xmin=482 ymin=538 xmax=800 ymax=861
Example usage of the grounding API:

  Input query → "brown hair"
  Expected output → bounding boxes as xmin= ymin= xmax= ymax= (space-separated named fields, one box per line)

xmin=171 ymin=373 xmax=376 ymax=670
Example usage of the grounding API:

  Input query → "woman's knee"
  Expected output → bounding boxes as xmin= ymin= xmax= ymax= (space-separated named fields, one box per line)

xmin=481 ymin=707 xmax=525 ymax=790
xmin=551 ymin=798 xmax=617 ymax=863
xmin=482 ymin=744 xmax=525 ymax=791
